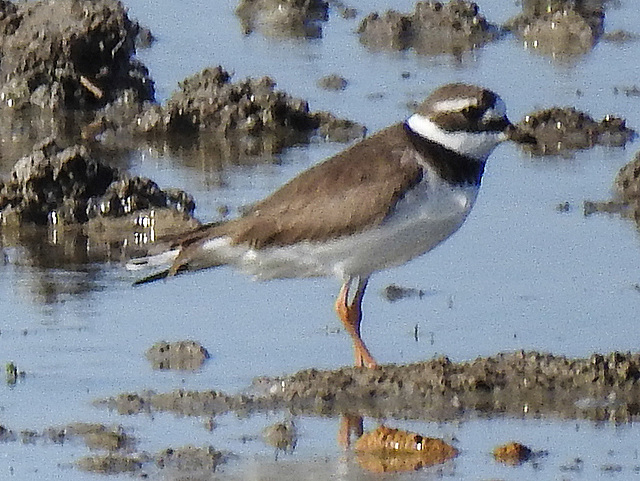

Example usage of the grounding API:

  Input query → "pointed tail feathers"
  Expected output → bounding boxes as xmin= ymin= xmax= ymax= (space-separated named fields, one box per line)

xmin=126 ymin=249 xmax=180 ymax=271
xmin=126 ymin=249 xmax=180 ymax=286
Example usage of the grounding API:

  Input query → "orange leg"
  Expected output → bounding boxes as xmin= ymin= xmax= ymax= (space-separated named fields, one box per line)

xmin=334 ymin=276 xmax=377 ymax=369
xmin=335 ymin=276 xmax=376 ymax=448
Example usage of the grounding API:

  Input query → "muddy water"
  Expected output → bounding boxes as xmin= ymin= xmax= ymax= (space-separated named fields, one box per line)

xmin=2 ymin=0 xmax=640 ymax=480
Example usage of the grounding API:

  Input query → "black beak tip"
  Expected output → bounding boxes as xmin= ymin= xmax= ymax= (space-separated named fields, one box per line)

xmin=505 ymin=123 xmax=537 ymax=145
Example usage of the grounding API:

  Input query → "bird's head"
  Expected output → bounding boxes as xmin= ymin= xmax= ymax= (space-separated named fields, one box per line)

xmin=405 ymin=83 xmax=515 ymax=161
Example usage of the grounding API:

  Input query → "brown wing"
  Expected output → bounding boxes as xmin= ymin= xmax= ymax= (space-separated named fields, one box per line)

xmin=168 ymin=123 xmax=423 ymax=272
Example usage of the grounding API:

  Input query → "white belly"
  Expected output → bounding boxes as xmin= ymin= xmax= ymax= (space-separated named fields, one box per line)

xmin=203 ymin=176 xmax=480 ymax=281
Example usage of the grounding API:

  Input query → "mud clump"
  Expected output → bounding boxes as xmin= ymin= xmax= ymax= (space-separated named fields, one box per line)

xmin=0 ymin=422 xmax=134 ymax=450
xmin=355 ymin=426 xmax=457 ymax=473
xmin=0 ymin=420 xmax=225 ymax=476
xmin=492 ymin=441 xmax=533 ymax=465
xmin=0 ymin=139 xmax=195 ymax=225
xmin=78 ymin=445 xmax=225 ymax=475
xmin=135 ymin=66 xmax=365 ymax=158
xmin=0 ymin=0 xmax=153 ymax=111
xmin=505 ymin=0 xmax=605 ymax=58
xmin=236 ymin=0 xmax=328 ymax=38
xmin=357 ymin=1 xmax=499 ymax=56
xmin=317 ymin=74 xmax=348 ymax=91
xmin=615 ymin=151 xmax=640 ymax=204
xmin=146 ymin=340 xmax=210 ymax=371
xmin=262 ymin=420 xmax=297 ymax=456
xmin=515 ymin=107 xmax=635 ymax=156
xmin=381 ymin=283 xmax=426 ymax=302
xmin=47 ymin=423 xmax=133 ymax=451
xmin=590 ymin=150 xmax=640 ymax=225
xmin=76 ymin=453 xmax=146 ymax=474
xmin=156 ymin=445 xmax=225 ymax=473
xmin=0 ymin=425 xmax=17 ymax=442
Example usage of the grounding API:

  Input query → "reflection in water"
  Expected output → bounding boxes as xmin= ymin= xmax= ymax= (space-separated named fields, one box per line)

xmin=338 ymin=414 xmax=364 ymax=449
xmin=0 ymin=213 xmax=191 ymax=304
xmin=354 ymin=425 xmax=458 ymax=473
xmin=508 ymin=0 xmax=605 ymax=59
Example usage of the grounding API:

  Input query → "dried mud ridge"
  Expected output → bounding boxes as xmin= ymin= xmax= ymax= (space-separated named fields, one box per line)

xmin=97 ymin=350 xmax=640 ymax=423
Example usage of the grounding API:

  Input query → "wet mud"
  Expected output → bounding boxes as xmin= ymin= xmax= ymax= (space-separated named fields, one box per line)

xmin=262 ymin=420 xmax=297 ymax=457
xmin=0 ymin=0 xmax=365 ymax=269
xmin=0 ymin=139 xmax=194 ymax=226
xmin=355 ymin=0 xmax=616 ymax=60
xmin=515 ymin=107 xmax=635 ymax=156
xmin=236 ymin=0 xmax=329 ymax=38
xmin=381 ymin=283 xmax=427 ymax=302
xmin=317 ymin=74 xmax=349 ymax=92
xmin=505 ymin=0 xmax=605 ymax=58
xmin=0 ymin=422 xmax=133 ymax=450
xmin=0 ymin=0 xmax=152 ymax=111
xmin=0 ymin=421 xmax=226 ymax=476
xmin=584 ymin=149 xmax=640 ymax=225
xmin=77 ymin=444 xmax=225 ymax=476
xmin=97 ymin=350 xmax=640 ymax=424
xmin=132 ymin=66 xmax=366 ymax=156
xmin=0 ymin=138 xmax=199 ymax=267
xmin=146 ymin=340 xmax=210 ymax=370
xmin=357 ymin=1 xmax=499 ymax=56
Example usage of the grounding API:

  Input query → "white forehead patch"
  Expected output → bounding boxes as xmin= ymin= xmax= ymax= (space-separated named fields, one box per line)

xmin=431 ymin=97 xmax=478 ymax=113
xmin=406 ymin=114 xmax=507 ymax=161
xmin=482 ymin=96 xmax=507 ymax=122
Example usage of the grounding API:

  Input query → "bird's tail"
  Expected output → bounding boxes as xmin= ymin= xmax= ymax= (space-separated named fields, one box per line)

xmin=132 ymin=268 xmax=171 ymax=286
xmin=127 ymin=235 xmax=225 ymax=285
xmin=126 ymin=249 xmax=181 ymax=286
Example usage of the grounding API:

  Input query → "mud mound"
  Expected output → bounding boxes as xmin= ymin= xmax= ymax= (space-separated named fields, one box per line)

xmin=146 ymin=341 xmax=210 ymax=371
xmin=0 ymin=0 xmax=153 ymax=110
xmin=358 ymin=0 xmax=499 ymax=56
xmin=97 ymin=350 xmax=640 ymax=424
xmin=515 ymin=107 xmax=635 ymax=156
xmin=236 ymin=0 xmax=328 ymax=38
xmin=134 ymin=66 xmax=366 ymax=158
xmin=0 ymin=138 xmax=194 ymax=225
xmin=615 ymin=151 xmax=640 ymax=203
xmin=591 ymin=150 xmax=640 ymax=225
xmin=506 ymin=0 xmax=605 ymax=58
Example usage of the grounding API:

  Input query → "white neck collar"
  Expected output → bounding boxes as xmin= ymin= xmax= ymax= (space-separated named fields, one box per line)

xmin=406 ymin=114 xmax=507 ymax=161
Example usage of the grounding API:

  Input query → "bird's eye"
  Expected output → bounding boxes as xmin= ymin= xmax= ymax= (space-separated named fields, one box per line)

xmin=460 ymin=106 xmax=479 ymax=119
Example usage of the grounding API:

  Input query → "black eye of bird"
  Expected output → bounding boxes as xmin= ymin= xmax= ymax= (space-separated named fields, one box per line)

xmin=460 ymin=105 xmax=482 ymax=121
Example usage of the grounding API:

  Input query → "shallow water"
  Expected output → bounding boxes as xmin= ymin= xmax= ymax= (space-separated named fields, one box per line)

xmin=2 ymin=0 xmax=640 ymax=479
